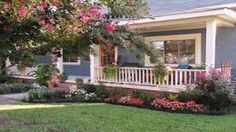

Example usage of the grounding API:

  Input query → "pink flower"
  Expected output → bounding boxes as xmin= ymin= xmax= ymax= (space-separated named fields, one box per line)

xmin=80 ymin=11 xmax=90 ymax=23
xmin=3 ymin=2 xmax=10 ymax=9
xmin=44 ymin=23 xmax=54 ymax=31
xmin=104 ymin=22 xmax=116 ymax=32
xmin=37 ymin=1 xmax=48 ymax=11
xmin=18 ymin=7 xmax=28 ymax=17
xmin=38 ymin=19 xmax=46 ymax=26
xmin=91 ymin=4 xmax=100 ymax=17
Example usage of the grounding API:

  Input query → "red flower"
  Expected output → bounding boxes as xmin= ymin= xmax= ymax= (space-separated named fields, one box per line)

xmin=18 ymin=7 xmax=28 ymax=17
xmin=104 ymin=22 xmax=116 ymax=32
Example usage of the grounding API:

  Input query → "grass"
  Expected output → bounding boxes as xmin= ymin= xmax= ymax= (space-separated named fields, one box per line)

xmin=0 ymin=103 xmax=235 ymax=132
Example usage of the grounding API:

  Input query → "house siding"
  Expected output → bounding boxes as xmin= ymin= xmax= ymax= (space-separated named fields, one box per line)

xmin=63 ymin=59 xmax=90 ymax=76
xmin=216 ymin=27 xmax=236 ymax=77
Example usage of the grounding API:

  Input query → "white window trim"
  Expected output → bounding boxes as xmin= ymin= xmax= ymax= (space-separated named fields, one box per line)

xmin=63 ymin=58 xmax=81 ymax=65
xmin=62 ymin=49 xmax=81 ymax=65
xmin=145 ymin=33 xmax=202 ymax=67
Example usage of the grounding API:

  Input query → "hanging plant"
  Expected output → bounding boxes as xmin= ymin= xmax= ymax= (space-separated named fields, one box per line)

xmin=103 ymin=65 xmax=118 ymax=78
xmin=154 ymin=64 xmax=169 ymax=82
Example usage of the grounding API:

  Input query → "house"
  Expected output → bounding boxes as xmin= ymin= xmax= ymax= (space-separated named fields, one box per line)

xmin=7 ymin=0 xmax=236 ymax=93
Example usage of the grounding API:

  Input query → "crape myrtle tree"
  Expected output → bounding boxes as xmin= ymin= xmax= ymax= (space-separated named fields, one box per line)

xmin=0 ymin=0 xmax=159 ymax=74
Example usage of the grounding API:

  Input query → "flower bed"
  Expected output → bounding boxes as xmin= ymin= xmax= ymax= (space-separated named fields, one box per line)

xmin=117 ymin=96 xmax=145 ymax=106
xmin=24 ymin=82 xmax=234 ymax=115
xmin=151 ymin=98 xmax=206 ymax=114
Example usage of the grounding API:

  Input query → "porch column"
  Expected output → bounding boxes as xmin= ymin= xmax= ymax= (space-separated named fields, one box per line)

xmin=90 ymin=45 xmax=98 ymax=84
xmin=206 ymin=20 xmax=217 ymax=69
xmin=56 ymin=49 xmax=63 ymax=74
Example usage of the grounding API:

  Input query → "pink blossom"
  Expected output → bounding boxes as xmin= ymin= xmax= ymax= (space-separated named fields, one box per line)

xmin=80 ymin=11 xmax=90 ymax=23
xmin=3 ymin=2 xmax=10 ymax=9
xmin=18 ymin=7 xmax=28 ymax=17
xmin=104 ymin=22 xmax=116 ymax=32
xmin=44 ymin=23 xmax=54 ymax=31
xmin=124 ymin=24 xmax=130 ymax=31
xmin=38 ymin=19 xmax=46 ymax=26
xmin=37 ymin=1 xmax=48 ymax=11
xmin=91 ymin=4 xmax=100 ymax=17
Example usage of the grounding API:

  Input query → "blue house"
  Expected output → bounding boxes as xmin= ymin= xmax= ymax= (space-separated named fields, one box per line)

xmin=8 ymin=1 xmax=236 ymax=92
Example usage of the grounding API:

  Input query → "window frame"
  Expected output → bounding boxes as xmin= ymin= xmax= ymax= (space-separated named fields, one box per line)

xmin=145 ymin=33 xmax=202 ymax=67
xmin=62 ymin=49 xmax=81 ymax=65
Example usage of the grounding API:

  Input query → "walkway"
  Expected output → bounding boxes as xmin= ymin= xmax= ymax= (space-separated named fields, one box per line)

xmin=0 ymin=93 xmax=26 ymax=104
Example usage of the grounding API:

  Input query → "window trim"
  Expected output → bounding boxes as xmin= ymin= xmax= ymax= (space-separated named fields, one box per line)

xmin=145 ymin=33 xmax=202 ymax=67
xmin=62 ymin=49 xmax=81 ymax=65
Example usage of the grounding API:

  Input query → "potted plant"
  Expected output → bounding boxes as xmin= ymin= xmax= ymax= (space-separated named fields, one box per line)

xmin=58 ymin=73 xmax=68 ymax=83
xmin=103 ymin=65 xmax=118 ymax=78
xmin=16 ymin=63 xmax=26 ymax=76
xmin=154 ymin=64 xmax=169 ymax=82
xmin=76 ymin=78 xmax=84 ymax=87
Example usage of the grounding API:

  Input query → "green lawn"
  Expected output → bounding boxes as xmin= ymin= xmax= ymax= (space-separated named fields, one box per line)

xmin=0 ymin=103 xmax=235 ymax=132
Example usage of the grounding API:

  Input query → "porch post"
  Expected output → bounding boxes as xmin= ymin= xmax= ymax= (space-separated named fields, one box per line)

xmin=56 ymin=49 xmax=63 ymax=74
xmin=90 ymin=45 xmax=98 ymax=84
xmin=206 ymin=20 xmax=217 ymax=69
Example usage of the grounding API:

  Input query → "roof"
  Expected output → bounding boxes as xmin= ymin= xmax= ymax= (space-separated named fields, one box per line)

xmin=148 ymin=0 xmax=236 ymax=17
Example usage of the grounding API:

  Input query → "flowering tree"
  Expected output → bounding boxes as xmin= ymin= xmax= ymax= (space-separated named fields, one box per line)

xmin=0 ymin=0 xmax=158 ymax=73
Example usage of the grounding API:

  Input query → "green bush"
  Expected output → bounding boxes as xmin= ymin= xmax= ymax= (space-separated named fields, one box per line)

xmin=31 ymin=64 xmax=59 ymax=86
xmin=177 ymin=71 xmax=234 ymax=113
xmin=0 ymin=75 xmax=10 ymax=83
xmin=0 ymin=83 xmax=35 ymax=94
xmin=95 ymin=84 xmax=110 ymax=99
xmin=110 ymin=87 xmax=124 ymax=96
xmin=83 ymin=85 xmax=96 ymax=93
xmin=27 ymin=88 xmax=67 ymax=102
xmin=131 ymin=91 xmax=150 ymax=101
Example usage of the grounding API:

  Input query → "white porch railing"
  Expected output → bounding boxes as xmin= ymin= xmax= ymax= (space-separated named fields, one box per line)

xmin=95 ymin=67 xmax=206 ymax=87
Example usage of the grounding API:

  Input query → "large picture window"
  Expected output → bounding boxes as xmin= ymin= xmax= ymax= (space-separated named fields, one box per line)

xmin=145 ymin=34 xmax=201 ymax=66
xmin=154 ymin=39 xmax=195 ymax=64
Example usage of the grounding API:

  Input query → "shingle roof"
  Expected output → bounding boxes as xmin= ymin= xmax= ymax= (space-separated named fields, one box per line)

xmin=148 ymin=0 xmax=236 ymax=16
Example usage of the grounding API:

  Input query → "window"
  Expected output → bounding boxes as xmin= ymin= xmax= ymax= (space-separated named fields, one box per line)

xmin=145 ymin=34 xmax=201 ymax=66
xmin=63 ymin=50 xmax=80 ymax=64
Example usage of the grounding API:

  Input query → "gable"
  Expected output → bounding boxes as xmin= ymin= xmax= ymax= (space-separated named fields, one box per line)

xmin=148 ymin=0 xmax=236 ymax=16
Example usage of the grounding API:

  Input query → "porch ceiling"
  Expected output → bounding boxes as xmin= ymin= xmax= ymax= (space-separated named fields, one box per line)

xmin=122 ymin=8 xmax=236 ymax=32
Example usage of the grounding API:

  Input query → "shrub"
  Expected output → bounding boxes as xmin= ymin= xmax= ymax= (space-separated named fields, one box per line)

xmin=76 ymin=78 xmax=84 ymax=86
xmin=31 ymin=64 xmax=59 ymax=86
xmin=83 ymin=85 xmax=96 ymax=93
xmin=70 ymin=89 xmax=86 ymax=101
xmin=177 ymin=70 xmax=234 ymax=113
xmin=0 ymin=75 xmax=10 ymax=83
xmin=58 ymin=73 xmax=68 ymax=83
xmin=0 ymin=83 xmax=35 ymax=94
xmin=110 ymin=87 xmax=124 ymax=96
xmin=95 ymin=84 xmax=110 ymax=99
xmin=131 ymin=91 xmax=150 ymax=101
xmin=151 ymin=98 xmax=206 ymax=113
xmin=27 ymin=88 xmax=68 ymax=102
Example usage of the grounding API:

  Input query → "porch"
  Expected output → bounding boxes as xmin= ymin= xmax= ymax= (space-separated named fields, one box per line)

xmin=90 ymin=8 xmax=236 ymax=92
xmin=95 ymin=67 xmax=206 ymax=92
